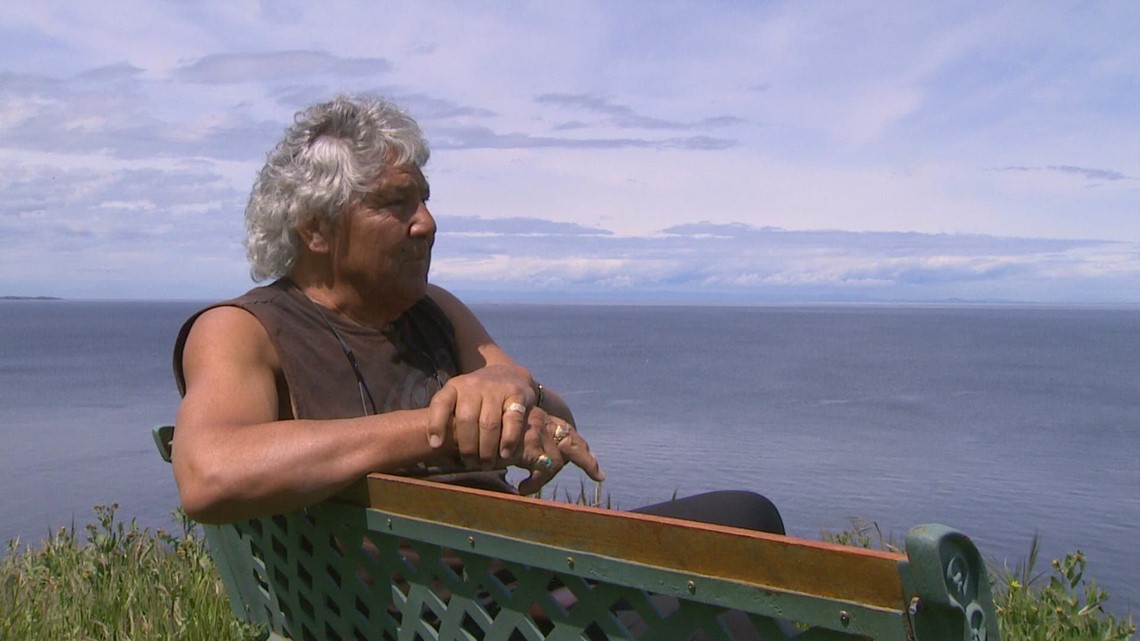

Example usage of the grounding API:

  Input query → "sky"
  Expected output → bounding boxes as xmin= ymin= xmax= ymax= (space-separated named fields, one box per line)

xmin=1 ymin=1 xmax=1138 ymax=304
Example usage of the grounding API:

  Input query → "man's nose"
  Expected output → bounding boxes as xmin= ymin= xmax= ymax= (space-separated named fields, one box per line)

xmin=411 ymin=201 xmax=436 ymax=237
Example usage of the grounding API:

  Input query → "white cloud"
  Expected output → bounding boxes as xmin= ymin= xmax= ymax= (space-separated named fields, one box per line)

xmin=428 ymin=217 xmax=1140 ymax=303
xmin=175 ymin=51 xmax=392 ymax=84
xmin=0 ymin=1 xmax=1136 ymax=302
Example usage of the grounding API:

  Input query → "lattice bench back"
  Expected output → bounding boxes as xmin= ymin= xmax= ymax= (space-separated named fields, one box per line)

xmin=153 ymin=426 xmax=999 ymax=641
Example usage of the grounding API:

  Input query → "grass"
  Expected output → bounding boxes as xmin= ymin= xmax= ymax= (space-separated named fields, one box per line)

xmin=0 ymin=504 xmax=263 ymax=641
xmin=2 ymin=505 xmax=1134 ymax=640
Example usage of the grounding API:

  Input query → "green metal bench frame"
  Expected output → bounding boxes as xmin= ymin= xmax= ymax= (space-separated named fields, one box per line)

xmin=154 ymin=425 xmax=999 ymax=641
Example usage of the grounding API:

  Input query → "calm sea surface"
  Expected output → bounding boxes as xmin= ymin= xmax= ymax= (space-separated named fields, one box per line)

xmin=1 ymin=300 xmax=1137 ymax=613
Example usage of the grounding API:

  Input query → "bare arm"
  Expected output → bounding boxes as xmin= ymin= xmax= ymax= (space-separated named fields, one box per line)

xmin=172 ymin=306 xmax=455 ymax=523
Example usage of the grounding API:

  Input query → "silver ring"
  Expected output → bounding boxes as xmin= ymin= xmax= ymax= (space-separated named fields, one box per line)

xmin=504 ymin=402 xmax=527 ymax=415
xmin=534 ymin=454 xmax=554 ymax=471
xmin=553 ymin=424 xmax=571 ymax=444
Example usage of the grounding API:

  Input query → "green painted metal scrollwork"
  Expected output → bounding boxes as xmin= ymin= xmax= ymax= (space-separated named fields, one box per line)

xmin=903 ymin=524 xmax=1001 ymax=641
xmin=219 ymin=505 xmax=894 ymax=641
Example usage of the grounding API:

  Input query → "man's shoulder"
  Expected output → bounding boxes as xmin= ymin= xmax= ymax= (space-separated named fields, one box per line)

xmin=184 ymin=295 xmax=276 ymax=358
xmin=176 ymin=283 xmax=280 ymax=343
xmin=187 ymin=280 xmax=299 ymax=330
xmin=173 ymin=287 xmax=281 ymax=395
xmin=223 ymin=279 xmax=294 ymax=308
xmin=193 ymin=304 xmax=264 ymax=333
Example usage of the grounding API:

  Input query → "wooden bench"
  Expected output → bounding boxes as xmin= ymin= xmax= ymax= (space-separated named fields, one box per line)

xmin=153 ymin=425 xmax=999 ymax=641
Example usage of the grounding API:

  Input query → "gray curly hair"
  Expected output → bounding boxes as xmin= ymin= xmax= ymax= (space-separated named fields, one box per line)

xmin=244 ymin=95 xmax=430 ymax=281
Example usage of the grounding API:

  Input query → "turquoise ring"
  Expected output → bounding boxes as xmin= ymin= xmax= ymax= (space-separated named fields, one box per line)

xmin=535 ymin=454 xmax=554 ymax=471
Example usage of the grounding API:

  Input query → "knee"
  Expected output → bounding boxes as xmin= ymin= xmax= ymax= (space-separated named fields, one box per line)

xmin=700 ymin=490 xmax=786 ymax=535
xmin=634 ymin=490 xmax=786 ymax=535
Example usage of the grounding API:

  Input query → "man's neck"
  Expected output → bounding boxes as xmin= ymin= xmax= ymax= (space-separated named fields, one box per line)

xmin=288 ymin=274 xmax=403 ymax=330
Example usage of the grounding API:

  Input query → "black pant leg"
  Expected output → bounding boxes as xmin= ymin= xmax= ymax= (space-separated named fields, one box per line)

xmin=631 ymin=490 xmax=785 ymax=535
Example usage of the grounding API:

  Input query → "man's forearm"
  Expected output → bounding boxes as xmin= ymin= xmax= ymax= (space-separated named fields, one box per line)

xmin=172 ymin=408 xmax=454 ymax=524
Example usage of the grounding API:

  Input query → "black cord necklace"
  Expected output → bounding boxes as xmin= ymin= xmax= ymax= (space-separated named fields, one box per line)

xmin=307 ymin=294 xmax=445 ymax=417
xmin=309 ymin=300 xmax=378 ymax=417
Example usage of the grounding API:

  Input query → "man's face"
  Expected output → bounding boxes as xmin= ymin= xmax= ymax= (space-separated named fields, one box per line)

xmin=329 ymin=163 xmax=435 ymax=310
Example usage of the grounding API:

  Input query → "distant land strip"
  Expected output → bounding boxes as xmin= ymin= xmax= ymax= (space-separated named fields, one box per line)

xmin=1 ymin=296 xmax=63 ymax=301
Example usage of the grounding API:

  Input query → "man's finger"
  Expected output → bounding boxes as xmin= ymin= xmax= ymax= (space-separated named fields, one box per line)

xmin=517 ymin=445 xmax=563 ymax=495
xmin=560 ymin=433 xmax=606 ymax=482
xmin=453 ymin=392 xmax=482 ymax=464
xmin=517 ymin=472 xmax=547 ymax=497
xmin=497 ymin=398 xmax=527 ymax=461
xmin=473 ymin=398 xmax=508 ymax=468
xmin=426 ymin=385 xmax=457 ymax=449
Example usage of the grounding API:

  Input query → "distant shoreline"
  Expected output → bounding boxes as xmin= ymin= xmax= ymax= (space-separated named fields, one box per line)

xmin=0 ymin=296 xmax=63 ymax=301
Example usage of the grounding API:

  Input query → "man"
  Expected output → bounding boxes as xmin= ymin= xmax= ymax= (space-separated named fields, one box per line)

xmin=172 ymin=95 xmax=603 ymax=524
xmin=174 ymin=94 xmax=783 ymax=536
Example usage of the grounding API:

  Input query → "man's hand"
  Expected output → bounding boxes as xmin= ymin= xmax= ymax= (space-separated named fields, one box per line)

xmin=425 ymin=364 xmax=537 ymax=467
xmin=426 ymin=378 xmax=604 ymax=493
xmin=512 ymin=407 xmax=605 ymax=496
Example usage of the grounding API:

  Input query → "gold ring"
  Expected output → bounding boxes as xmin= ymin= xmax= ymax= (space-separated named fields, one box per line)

xmin=504 ymin=402 xmax=527 ymax=415
xmin=534 ymin=454 xmax=554 ymax=471
xmin=553 ymin=424 xmax=571 ymax=444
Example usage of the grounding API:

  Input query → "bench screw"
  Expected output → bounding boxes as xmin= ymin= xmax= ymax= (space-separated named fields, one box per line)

xmin=567 ymin=557 xmax=575 ymax=569
xmin=386 ymin=519 xmax=393 ymax=530
xmin=468 ymin=536 xmax=476 ymax=548
xmin=839 ymin=611 xmax=851 ymax=627
xmin=687 ymin=581 xmax=697 ymax=594
xmin=909 ymin=597 xmax=922 ymax=616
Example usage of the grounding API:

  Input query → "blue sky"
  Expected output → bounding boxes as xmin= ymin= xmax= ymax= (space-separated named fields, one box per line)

xmin=1 ymin=2 xmax=1137 ymax=303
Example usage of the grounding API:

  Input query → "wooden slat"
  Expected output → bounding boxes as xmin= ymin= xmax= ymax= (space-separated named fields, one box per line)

xmin=337 ymin=474 xmax=908 ymax=611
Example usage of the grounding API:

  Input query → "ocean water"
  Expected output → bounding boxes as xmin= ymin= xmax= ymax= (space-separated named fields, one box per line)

xmin=1 ymin=300 xmax=1137 ymax=614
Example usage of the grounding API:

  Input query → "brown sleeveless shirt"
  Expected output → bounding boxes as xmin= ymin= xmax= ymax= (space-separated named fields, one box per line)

xmin=173 ymin=278 xmax=514 ymax=493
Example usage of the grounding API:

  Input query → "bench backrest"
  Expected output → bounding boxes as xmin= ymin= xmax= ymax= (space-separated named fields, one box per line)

xmin=153 ymin=425 xmax=999 ymax=641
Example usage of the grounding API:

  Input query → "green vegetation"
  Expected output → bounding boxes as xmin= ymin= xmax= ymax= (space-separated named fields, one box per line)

xmin=2 ymin=507 xmax=1134 ymax=640
xmin=821 ymin=518 xmax=1135 ymax=641
xmin=992 ymin=535 xmax=1135 ymax=641
xmin=1 ymin=505 xmax=262 ymax=641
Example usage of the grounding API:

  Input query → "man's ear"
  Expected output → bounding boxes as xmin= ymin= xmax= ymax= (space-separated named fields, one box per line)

xmin=296 ymin=217 xmax=331 ymax=254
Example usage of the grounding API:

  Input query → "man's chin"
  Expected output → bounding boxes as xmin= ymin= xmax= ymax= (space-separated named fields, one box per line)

xmin=405 ymin=277 xmax=430 ymax=303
